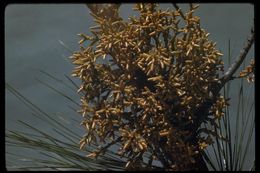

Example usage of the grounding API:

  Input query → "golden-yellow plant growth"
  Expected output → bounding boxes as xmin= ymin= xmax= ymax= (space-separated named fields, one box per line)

xmin=239 ymin=59 xmax=255 ymax=83
xmin=71 ymin=3 xmax=230 ymax=170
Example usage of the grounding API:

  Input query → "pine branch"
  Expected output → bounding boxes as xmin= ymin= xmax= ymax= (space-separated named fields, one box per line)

xmin=221 ymin=26 xmax=255 ymax=85
xmin=172 ymin=4 xmax=186 ymax=19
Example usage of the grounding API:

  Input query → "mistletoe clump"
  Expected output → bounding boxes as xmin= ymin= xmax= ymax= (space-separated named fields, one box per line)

xmin=71 ymin=3 xmax=228 ymax=170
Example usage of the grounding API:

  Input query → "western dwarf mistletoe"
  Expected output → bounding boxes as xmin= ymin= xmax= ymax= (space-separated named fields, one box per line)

xmin=71 ymin=3 xmax=254 ymax=170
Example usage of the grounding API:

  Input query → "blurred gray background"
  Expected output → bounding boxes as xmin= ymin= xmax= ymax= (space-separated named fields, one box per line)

xmin=5 ymin=3 xmax=254 ymax=170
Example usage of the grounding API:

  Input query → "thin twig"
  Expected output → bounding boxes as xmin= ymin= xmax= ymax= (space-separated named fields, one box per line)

xmin=172 ymin=4 xmax=186 ymax=19
xmin=221 ymin=26 xmax=255 ymax=85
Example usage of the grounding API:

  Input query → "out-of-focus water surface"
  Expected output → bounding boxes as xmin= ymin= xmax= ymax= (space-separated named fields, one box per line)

xmin=5 ymin=4 xmax=254 ymax=170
